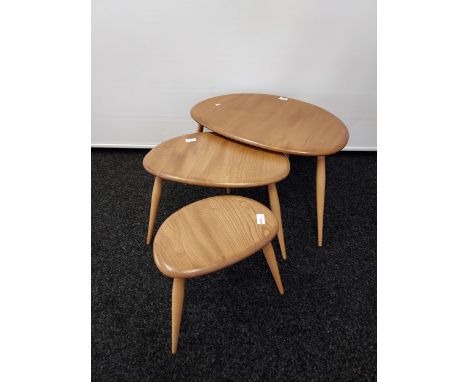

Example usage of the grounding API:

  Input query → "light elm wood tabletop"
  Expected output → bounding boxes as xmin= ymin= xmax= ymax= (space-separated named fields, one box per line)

xmin=154 ymin=196 xmax=279 ymax=278
xmin=153 ymin=195 xmax=284 ymax=353
xmin=191 ymin=93 xmax=349 ymax=246
xmin=143 ymin=132 xmax=289 ymax=187
xmin=143 ymin=132 xmax=290 ymax=259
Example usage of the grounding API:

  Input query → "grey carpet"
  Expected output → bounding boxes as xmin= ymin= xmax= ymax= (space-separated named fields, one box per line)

xmin=92 ymin=149 xmax=376 ymax=381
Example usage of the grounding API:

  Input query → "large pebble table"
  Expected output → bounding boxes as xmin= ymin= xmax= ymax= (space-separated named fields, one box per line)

xmin=191 ymin=93 xmax=349 ymax=246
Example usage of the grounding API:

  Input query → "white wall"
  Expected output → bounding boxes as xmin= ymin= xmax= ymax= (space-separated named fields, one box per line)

xmin=92 ymin=0 xmax=376 ymax=150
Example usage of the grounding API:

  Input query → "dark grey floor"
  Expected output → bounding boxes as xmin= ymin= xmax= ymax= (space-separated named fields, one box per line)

xmin=92 ymin=149 xmax=376 ymax=381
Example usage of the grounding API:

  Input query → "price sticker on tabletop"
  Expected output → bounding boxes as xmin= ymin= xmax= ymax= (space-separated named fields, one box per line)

xmin=185 ymin=138 xmax=197 ymax=143
xmin=256 ymin=214 xmax=266 ymax=225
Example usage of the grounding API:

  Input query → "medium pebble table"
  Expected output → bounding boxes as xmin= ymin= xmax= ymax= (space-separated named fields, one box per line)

xmin=191 ymin=93 xmax=349 ymax=246
xmin=143 ymin=132 xmax=290 ymax=259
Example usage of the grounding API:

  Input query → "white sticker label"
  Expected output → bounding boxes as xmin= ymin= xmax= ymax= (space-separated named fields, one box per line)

xmin=185 ymin=138 xmax=197 ymax=143
xmin=215 ymin=103 xmax=221 ymax=106
xmin=278 ymin=96 xmax=288 ymax=101
xmin=256 ymin=214 xmax=266 ymax=224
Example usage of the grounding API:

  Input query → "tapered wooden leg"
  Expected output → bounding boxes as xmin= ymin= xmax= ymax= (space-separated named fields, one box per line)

xmin=196 ymin=123 xmax=203 ymax=132
xmin=146 ymin=177 xmax=163 ymax=244
xmin=262 ymin=242 xmax=284 ymax=295
xmin=268 ymin=183 xmax=286 ymax=260
xmin=316 ymin=156 xmax=326 ymax=247
xmin=171 ymin=278 xmax=185 ymax=354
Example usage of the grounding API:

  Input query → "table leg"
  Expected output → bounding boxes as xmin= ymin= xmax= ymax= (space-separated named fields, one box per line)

xmin=146 ymin=177 xmax=163 ymax=244
xmin=268 ymin=183 xmax=287 ymax=259
xmin=316 ymin=156 xmax=326 ymax=246
xmin=172 ymin=278 xmax=185 ymax=354
xmin=196 ymin=123 xmax=203 ymax=133
xmin=262 ymin=242 xmax=284 ymax=295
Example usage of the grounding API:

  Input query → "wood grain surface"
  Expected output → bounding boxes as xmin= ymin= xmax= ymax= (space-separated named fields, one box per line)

xmin=143 ymin=132 xmax=290 ymax=187
xmin=191 ymin=93 xmax=349 ymax=156
xmin=153 ymin=196 xmax=278 ymax=278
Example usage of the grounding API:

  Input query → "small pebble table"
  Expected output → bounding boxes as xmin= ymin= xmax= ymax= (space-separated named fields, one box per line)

xmin=143 ymin=132 xmax=290 ymax=259
xmin=191 ymin=93 xmax=349 ymax=246
xmin=153 ymin=195 xmax=284 ymax=353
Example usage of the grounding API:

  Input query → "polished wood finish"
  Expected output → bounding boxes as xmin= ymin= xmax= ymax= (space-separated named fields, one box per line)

xmin=262 ymin=242 xmax=284 ymax=294
xmin=143 ymin=132 xmax=289 ymax=188
xmin=146 ymin=177 xmax=163 ymax=244
xmin=268 ymin=183 xmax=286 ymax=260
xmin=154 ymin=196 xmax=278 ymax=278
xmin=316 ymin=156 xmax=326 ymax=246
xmin=191 ymin=93 xmax=349 ymax=156
xmin=171 ymin=278 xmax=185 ymax=354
